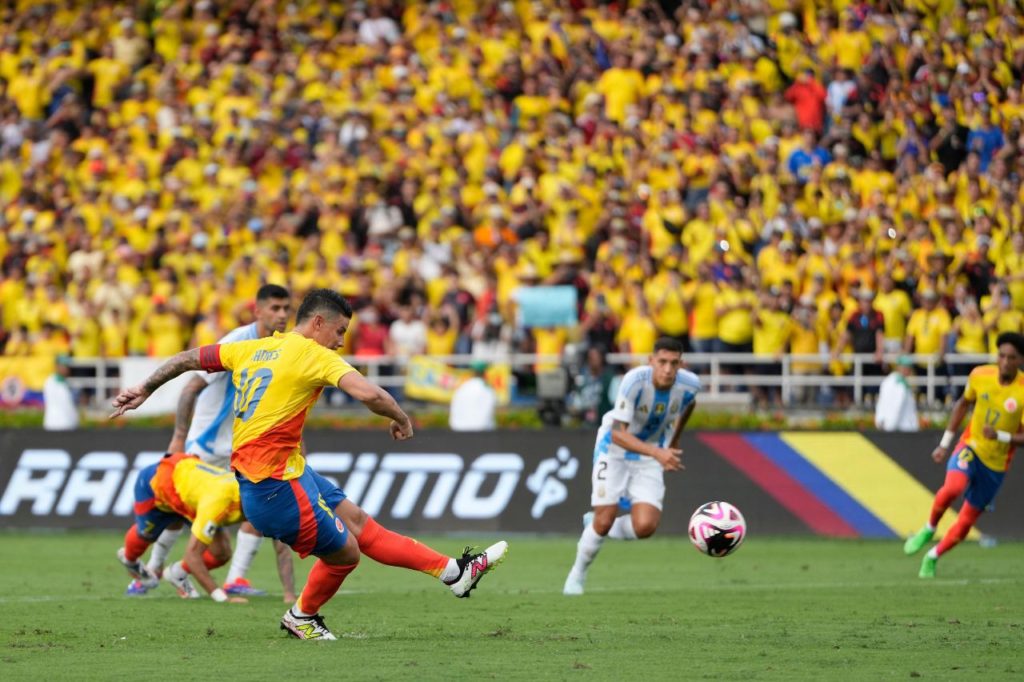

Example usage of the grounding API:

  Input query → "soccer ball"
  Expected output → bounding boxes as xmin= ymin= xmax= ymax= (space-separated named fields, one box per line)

xmin=688 ymin=501 xmax=746 ymax=557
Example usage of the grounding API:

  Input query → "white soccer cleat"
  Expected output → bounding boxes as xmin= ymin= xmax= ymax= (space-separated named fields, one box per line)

xmin=280 ymin=608 xmax=337 ymax=641
xmin=562 ymin=571 xmax=586 ymax=596
xmin=116 ymin=548 xmax=160 ymax=589
xmin=446 ymin=541 xmax=509 ymax=598
xmin=164 ymin=562 xmax=201 ymax=599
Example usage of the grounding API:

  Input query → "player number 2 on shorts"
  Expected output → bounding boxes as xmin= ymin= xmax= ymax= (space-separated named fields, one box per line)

xmin=235 ymin=368 xmax=273 ymax=421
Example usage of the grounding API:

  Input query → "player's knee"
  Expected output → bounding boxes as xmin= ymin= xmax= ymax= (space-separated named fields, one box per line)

xmin=591 ymin=509 xmax=616 ymax=536
xmin=634 ymin=520 xmax=659 ymax=538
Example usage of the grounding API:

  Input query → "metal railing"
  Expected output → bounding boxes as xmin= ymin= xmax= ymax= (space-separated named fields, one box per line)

xmin=59 ymin=352 xmax=990 ymax=410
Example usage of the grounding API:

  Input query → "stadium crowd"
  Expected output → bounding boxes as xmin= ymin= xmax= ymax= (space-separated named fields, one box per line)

xmin=1 ymin=0 xmax=1023 ymax=407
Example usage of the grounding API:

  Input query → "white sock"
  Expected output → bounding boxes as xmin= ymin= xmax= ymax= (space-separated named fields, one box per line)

xmin=167 ymin=561 xmax=188 ymax=581
xmin=569 ymin=525 xmax=606 ymax=578
xmin=293 ymin=604 xmax=314 ymax=618
xmin=925 ymin=522 xmax=936 ymax=532
xmin=226 ymin=529 xmax=264 ymax=584
xmin=147 ymin=527 xmax=184 ymax=574
xmin=926 ymin=547 xmax=938 ymax=559
xmin=439 ymin=558 xmax=460 ymax=584
xmin=607 ymin=516 xmax=638 ymax=540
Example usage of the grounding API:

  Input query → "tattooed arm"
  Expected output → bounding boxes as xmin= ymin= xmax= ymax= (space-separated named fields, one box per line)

xmin=110 ymin=348 xmax=206 ymax=418
xmin=167 ymin=374 xmax=209 ymax=452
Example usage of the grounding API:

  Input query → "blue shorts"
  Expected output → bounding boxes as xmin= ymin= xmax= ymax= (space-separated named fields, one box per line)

xmin=133 ymin=462 xmax=184 ymax=540
xmin=237 ymin=467 xmax=348 ymax=559
xmin=947 ymin=445 xmax=1005 ymax=510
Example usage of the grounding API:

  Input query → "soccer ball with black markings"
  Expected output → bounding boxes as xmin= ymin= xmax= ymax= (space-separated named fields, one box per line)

xmin=688 ymin=501 xmax=746 ymax=557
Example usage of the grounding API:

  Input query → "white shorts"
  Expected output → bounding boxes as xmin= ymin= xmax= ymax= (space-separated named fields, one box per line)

xmin=591 ymin=430 xmax=665 ymax=510
xmin=185 ymin=440 xmax=231 ymax=471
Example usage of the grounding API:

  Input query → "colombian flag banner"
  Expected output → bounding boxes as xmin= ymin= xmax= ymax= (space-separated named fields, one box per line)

xmin=0 ymin=356 xmax=54 ymax=408
xmin=404 ymin=357 xmax=511 ymax=405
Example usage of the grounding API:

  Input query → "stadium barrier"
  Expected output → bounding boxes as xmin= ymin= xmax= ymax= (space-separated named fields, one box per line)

xmin=20 ymin=351 xmax=992 ymax=412
xmin=1 ymin=429 xmax=1021 ymax=539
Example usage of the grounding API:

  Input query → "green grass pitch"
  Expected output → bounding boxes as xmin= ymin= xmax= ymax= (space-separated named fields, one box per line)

xmin=1 ymin=532 xmax=1022 ymax=681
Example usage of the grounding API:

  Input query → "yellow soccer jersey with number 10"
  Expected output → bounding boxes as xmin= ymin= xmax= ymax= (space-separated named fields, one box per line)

xmin=961 ymin=365 xmax=1024 ymax=472
xmin=199 ymin=331 xmax=357 ymax=483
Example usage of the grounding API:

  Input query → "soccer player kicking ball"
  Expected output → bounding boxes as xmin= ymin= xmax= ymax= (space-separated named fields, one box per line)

xmin=117 ymin=453 xmax=249 ymax=603
xmin=112 ymin=289 xmax=508 ymax=640
xmin=564 ymin=338 xmax=700 ymax=595
xmin=904 ymin=332 xmax=1024 ymax=578
xmin=128 ymin=284 xmax=296 ymax=599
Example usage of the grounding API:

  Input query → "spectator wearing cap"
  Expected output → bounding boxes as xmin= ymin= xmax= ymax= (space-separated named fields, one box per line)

xmin=875 ymin=356 xmax=919 ymax=432
xmin=43 ymin=354 xmax=79 ymax=431
xmin=449 ymin=360 xmax=497 ymax=432
xmin=835 ymin=289 xmax=886 ymax=393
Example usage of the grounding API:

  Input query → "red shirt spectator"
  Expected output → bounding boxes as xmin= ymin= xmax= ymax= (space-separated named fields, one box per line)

xmin=785 ymin=69 xmax=827 ymax=133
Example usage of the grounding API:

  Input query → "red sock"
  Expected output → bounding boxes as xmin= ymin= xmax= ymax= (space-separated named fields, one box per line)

xmin=182 ymin=550 xmax=225 ymax=573
xmin=357 ymin=517 xmax=450 ymax=578
xmin=935 ymin=502 xmax=983 ymax=557
xmin=123 ymin=527 xmax=151 ymax=562
xmin=928 ymin=470 xmax=968 ymax=528
xmin=297 ymin=560 xmax=358 ymax=615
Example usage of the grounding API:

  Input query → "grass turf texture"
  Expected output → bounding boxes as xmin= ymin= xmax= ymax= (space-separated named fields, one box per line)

xmin=1 ymin=533 xmax=1021 ymax=681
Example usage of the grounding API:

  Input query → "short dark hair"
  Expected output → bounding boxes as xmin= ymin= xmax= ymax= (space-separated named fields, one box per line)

xmin=295 ymin=289 xmax=353 ymax=324
xmin=653 ymin=337 xmax=684 ymax=355
xmin=996 ymin=332 xmax=1024 ymax=356
xmin=257 ymin=284 xmax=290 ymax=301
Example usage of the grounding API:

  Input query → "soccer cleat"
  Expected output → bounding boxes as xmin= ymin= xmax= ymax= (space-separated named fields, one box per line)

xmin=125 ymin=579 xmax=155 ymax=596
xmin=582 ymin=511 xmax=594 ymax=530
xmin=445 ymin=541 xmax=509 ymax=598
xmin=116 ymin=548 xmax=160 ymax=589
xmin=919 ymin=554 xmax=938 ymax=579
xmin=223 ymin=577 xmax=267 ymax=597
xmin=562 ymin=571 xmax=585 ymax=596
xmin=164 ymin=563 xmax=201 ymax=599
xmin=903 ymin=526 xmax=935 ymax=556
xmin=280 ymin=608 xmax=337 ymax=641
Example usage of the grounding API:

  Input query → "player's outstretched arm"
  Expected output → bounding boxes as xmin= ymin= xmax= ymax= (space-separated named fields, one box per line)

xmin=337 ymin=371 xmax=414 ymax=440
xmin=168 ymin=374 xmax=208 ymax=452
xmin=110 ymin=348 xmax=205 ymax=418
xmin=932 ymin=396 xmax=971 ymax=463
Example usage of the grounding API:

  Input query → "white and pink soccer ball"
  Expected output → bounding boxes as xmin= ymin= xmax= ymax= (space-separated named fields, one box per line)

xmin=688 ymin=501 xmax=746 ymax=557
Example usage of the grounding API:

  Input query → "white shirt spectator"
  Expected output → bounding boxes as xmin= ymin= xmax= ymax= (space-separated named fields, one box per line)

xmin=450 ymin=376 xmax=497 ymax=431
xmin=43 ymin=367 xmax=79 ymax=431
xmin=875 ymin=367 xmax=919 ymax=432
xmin=389 ymin=316 xmax=427 ymax=357
xmin=826 ymin=76 xmax=856 ymax=117
xmin=358 ymin=13 xmax=400 ymax=46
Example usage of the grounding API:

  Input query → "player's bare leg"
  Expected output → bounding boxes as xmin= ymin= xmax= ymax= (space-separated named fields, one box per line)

xmin=564 ymin=504 xmax=617 ymax=595
xmin=333 ymin=499 xmax=508 ymax=598
xmin=273 ymin=539 xmax=297 ymax=603
xmin=281 ymin=532 xmax=360 ymax=641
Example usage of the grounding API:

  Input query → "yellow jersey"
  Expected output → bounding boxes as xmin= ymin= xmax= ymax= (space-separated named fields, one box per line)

xmin=200 ymin=332 xmax=357 ymax=483
xmin=961 ymin=365 xmax=1024 ymax=472
xmin=152 ymin=454 xmax=243 ymax=544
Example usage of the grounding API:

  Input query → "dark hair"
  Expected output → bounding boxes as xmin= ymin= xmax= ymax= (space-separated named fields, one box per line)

xmin=996 ymin=332 xmax=1024 ymax=356
xmin=295 ymin=289 xmax=353 ymax=324
xmin=653 ymin=337 xmax=684 ymax=355
xmin=257 ymin=284 xmax=290 ymax=301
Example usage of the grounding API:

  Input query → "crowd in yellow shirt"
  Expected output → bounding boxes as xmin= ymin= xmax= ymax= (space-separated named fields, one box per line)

xmin=0 ymin=0 xmax=1022 ymax=398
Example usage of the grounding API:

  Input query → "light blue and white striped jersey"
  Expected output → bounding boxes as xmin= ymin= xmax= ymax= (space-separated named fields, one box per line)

xmin=184 ymin=322 xmax=259 ymax=460
xmin=596 ymin=366 xmax=701 ymax=460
